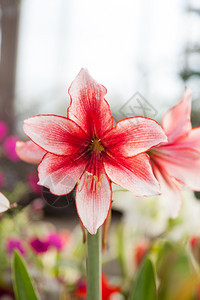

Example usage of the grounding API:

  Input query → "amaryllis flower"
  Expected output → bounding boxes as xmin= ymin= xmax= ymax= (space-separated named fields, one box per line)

xmin=23 ymin=69 xmax=167 ymax=234
xmin=149 ymin=88 xmax=200 ymax=218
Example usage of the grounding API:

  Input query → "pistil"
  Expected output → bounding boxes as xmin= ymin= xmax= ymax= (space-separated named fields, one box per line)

xmin=89 ymin=139 xmax=104 ymax=154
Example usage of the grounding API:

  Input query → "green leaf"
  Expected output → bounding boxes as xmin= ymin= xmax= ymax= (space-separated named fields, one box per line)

xmin=13 ymin=250 xmax=39 ymax=300
xmin=130 ymin=257 xmax=157 ymax=300
xmin=156 ymin=241 xmax=196 ymax=300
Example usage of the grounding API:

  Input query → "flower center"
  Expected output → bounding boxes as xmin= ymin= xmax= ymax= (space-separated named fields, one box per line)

xmin=89 ymin=138 xmax=104 ymax=154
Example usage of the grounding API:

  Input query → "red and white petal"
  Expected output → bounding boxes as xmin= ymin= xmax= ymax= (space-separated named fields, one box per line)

xmin=75 ymin=154 xmax=112 ymax=234
xmin=102 ymin=117 xmax=167 ymax=157
xmin=153 ymin=163 xmax=182 ymax=218
xmin=38 ymin=153 xmax=87 ymax=196
xmin=161 ymin=88 xmax=192 ymax=143
xmin=103 ymin=153 xmax=160 ymax=196
xmin=68 ymin=68 xmax=114 ymax=137
xmin=0 ymin=193 xmax=10 ymax=213
xmin=16 ymin=141 xmax=46 ymax=164
xmin=175 ymin=127 xmax=200 ymax=152
xmin=24 ymin=115 xmax=89 ymax=156
xmin=152 ymin=148 xmax=200 ymax=191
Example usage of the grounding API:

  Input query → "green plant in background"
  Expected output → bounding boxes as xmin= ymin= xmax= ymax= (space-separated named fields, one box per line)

xmin=13 ymin=251 xmax=39 ymax=300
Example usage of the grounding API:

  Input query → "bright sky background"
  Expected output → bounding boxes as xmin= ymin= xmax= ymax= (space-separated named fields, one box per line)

xmin=15 ymin=0 xmax=200 ymax=126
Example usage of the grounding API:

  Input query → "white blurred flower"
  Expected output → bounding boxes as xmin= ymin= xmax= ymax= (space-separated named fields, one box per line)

xmin=168 ymin=190 xmax=200 ymax=240
xmin=112 ymin=184 xmax=200 ymax=240
xmin=112 ymin=184 xmax=169 ymax=237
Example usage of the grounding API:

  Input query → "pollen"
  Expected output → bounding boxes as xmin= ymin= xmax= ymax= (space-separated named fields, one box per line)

xmin=89 ymin=139 xmax=104 ymax=154
xmin=100 ymin=174 xmax=104 ymax=180
xmin=98 ymin=182 xmax=102 ymax=188
xmin=93 ymin=175 xmax=98 ymax=181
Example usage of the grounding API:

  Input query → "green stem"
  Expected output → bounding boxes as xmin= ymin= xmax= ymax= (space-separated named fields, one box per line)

xmin=86 ymin=229 xmax=102 ymax=300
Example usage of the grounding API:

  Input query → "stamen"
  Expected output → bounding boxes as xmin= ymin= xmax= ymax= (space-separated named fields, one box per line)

xmin=93 ymin=175 xmax=98 ymax=181
xmin=100 ymin=174 xmax=104 ymax=180
xmin=98 ymin=182 xmax=102 ymax=188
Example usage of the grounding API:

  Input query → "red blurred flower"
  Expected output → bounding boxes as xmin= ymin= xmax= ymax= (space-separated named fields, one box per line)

xmin=190 ymin=236 xmax=199 ymax=250
xmin=149 ymin=88 xmax=200 ymax=218
xmin=190 ymin=236 xmax=200 ymax=264
xmin=197 ymin=284 xmax=200 ymax=300
xmin=74 ymin=274 xmax=121 ymax=300
xmin=134 ymin=240 xmax=149 ymax=267
xmin=22 ymin=69 xmax=166 ymax=234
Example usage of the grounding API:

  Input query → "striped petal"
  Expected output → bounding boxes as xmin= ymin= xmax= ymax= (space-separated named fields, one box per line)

xmin=103 ymin=153 xmax=160 ymax=196
xmin=38 ymin=153 xmax=87 ymax=195
xmin=152 ymin=148 xmax=200 ymax=191
xmin=161 ymin=88 xmax=192 ymax=143
xmin=102 ymin=117 xmax=167 ymax=157
xmin=24 ymin=115 xmax=89 ymax=156
xmin=68 ymin=68 xmax=114 ymax=137
xmin=75 ymin=154 xmax=112 ymax=234
xmin=174 ymin=127 xmax=200 ymax=152
xmin=153 ymin=162 xmax=182 ymax=218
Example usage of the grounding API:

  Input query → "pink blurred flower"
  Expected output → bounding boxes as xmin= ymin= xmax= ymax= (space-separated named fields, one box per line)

xmin=149 ymin=88 xmax=200 ymax=218
xmin=28 ymin=172 xmax=42 ymax=195
xmin=59 ymin=230 xmax=71 ymax=246
xmin=30 ymin=237 xmax=49 ymax=254
xmin=3 ymin=135 xmax=19 ymax=162
xmin=0 ymin=121 xmax=8 ymax=141
xmin=6 ymin=238 xmax=25 ymax=256
xmin=30 ymin=231 xmax=68 ymax=254
xmin=47 ymin=233 xmax=64 ymax=251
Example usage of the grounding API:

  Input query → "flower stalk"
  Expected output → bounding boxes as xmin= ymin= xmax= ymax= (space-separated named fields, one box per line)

xmin=86 ymin=229 xmax=102 ymax=300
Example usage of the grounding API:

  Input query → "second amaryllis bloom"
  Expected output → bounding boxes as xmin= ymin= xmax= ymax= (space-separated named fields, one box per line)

xmin=23 ymin=69 xmax=167 ymax=234
xmin=149 ymin=88 xmax=200 ymax=218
